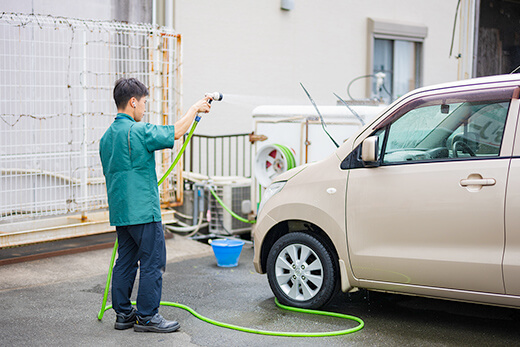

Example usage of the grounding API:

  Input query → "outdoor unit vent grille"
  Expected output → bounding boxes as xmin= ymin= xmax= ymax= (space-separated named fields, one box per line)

xmin=209 ymin=183 xmax=251 ymax=235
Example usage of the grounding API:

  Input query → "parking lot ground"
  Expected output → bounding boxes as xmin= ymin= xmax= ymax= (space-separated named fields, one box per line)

xmin=1 ymin=235 xmax=519 ymax=346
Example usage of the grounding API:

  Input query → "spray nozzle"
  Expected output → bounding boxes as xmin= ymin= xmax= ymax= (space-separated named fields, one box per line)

xmin=205 ymin=92 xmax=223 ymax=103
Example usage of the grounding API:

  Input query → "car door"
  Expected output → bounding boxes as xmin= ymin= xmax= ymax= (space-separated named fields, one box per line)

xmin=345 ymin=86 xmax=517 ymax=294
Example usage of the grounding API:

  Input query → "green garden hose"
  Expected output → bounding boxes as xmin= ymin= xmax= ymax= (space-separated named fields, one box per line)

xmin=157 ymin=119 xmax=199 ymax=186
xmin=208 ymin=187 xmax=255 ymax=224
xmin=99 ymin=297 xmax=364 ymax=337
xmin=97 ymin=116 xmax=364 ymax=336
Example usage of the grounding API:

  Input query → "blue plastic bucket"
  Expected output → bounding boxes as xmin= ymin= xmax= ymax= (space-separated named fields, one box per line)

xmin=211 ymin=239 xmax=245 ymax=267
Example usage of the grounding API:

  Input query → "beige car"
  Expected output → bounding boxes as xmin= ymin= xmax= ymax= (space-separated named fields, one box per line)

xmin=253 ymin=74 xmax=520 ymax=309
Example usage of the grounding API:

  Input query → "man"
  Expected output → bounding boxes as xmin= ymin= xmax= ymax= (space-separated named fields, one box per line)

xmin=99 ymin=78 xmax=211 ymax=333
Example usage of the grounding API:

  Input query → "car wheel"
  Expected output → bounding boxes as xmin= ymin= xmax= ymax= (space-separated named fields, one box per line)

xmin=266 ymin=232 xmax=337 ymax=309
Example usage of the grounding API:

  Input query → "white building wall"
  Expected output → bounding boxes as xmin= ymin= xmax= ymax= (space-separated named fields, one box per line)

xmin=1 ymin=0 xmax=462 ymax=135
xmin=174 ymin=0 xmax=461 ymax=135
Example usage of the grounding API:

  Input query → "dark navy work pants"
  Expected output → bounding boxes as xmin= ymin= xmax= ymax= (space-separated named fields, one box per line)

xmin=112 ymin=221 xmax=166 ymax=317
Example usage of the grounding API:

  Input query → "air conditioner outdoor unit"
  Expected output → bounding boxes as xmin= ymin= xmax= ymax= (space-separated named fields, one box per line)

xmin=209 ymin=179 xmax=252 ymax=235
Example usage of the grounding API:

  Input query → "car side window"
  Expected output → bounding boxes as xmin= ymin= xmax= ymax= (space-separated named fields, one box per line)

xmin=446 ymin=102 xmax=509 ymax=157
xmin=381 ymin=97 xmax=511 ymax=164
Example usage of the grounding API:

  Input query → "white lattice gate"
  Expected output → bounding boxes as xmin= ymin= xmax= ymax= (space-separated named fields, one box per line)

xmin=0 ymin=13 xmax=183 ymax=226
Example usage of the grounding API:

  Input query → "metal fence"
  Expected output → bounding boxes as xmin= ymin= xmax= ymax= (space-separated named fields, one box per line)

xmin=184 ymin=133 xmax=253 ymax=178
xmin=0 ymin=13 xmax=181 ymax=223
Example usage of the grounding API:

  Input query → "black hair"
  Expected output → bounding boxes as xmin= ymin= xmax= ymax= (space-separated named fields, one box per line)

xmin=113 ymin=78 xmax=149 ymax=109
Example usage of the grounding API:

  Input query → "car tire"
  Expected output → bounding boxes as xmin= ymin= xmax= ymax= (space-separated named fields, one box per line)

xmin=266 ymin=232 xmax=337 ymax=309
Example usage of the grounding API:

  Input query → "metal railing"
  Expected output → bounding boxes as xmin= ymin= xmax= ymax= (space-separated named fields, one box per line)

xmin=184 ymin=133 xmax=253 ymax=178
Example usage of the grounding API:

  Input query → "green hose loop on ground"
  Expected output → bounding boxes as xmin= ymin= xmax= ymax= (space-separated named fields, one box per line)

xmin=99 ymin=298 xmax=364 ymax=337
xmin=97 ymin=239 xmax=365 ymax=337
xmin=208 ymin=187 xmax=255 ymax=224
xmin=97 ymin=117 xmax=364 ymax=336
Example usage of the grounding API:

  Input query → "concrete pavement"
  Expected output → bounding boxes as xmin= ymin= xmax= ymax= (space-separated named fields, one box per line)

xmin=0 ymin=234 xmax=214 ymax=291
xmin=1 ymin=234 xmax=520 ymax=346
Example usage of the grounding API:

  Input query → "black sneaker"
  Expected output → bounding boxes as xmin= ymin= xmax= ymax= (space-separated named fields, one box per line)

xmin=114 ymin=307 xmax=137 ymax=330
xmin=134 ymin=313 xmax=180 ymax=333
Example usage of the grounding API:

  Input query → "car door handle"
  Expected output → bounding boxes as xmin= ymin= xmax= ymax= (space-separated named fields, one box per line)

xmin=460 ymin=178 xmax=496 ymax=187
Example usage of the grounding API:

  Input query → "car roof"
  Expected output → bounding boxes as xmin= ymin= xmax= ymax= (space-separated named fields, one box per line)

xmin=384 ymin=74 xmax=520 ymax=113
xmin=414 ymin=74 xmax=520 ymax=95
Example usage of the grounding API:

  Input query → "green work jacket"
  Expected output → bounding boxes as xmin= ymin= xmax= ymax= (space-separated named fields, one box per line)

xmin=99 ymin=113 xmax=175 ymax=226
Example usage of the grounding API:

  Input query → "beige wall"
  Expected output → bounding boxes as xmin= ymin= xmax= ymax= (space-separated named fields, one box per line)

xmin=174 ymin=0 xmax=461 ymax=135
xmin=1 ymin=0 xmax=462 ymax=135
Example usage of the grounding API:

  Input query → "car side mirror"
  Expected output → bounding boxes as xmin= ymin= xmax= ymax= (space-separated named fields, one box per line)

xmin=361 ymin=136 xmax=380 ymax=167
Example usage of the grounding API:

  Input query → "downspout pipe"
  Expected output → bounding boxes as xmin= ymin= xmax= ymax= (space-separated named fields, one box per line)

xmin=165 ymin=0 xmax=174 ymax=29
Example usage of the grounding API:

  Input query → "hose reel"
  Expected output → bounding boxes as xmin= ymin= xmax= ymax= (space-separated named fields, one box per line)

xmin=254 ymin=144 xmax=297 ymax=187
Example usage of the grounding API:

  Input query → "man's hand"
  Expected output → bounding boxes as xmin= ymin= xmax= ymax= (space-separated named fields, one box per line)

xmin=192 ymin=96 xmax=212 ymax=114
xmin=174 ymin=96 xmax=213 ymax=139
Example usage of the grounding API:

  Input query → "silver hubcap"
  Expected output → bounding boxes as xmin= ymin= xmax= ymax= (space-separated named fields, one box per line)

xmin=275 ymin=243 xmax=323 ymax=301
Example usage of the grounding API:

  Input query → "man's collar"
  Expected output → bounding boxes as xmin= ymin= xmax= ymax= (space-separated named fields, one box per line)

xmin=116 ymin=113 xmax=136 ymax=122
